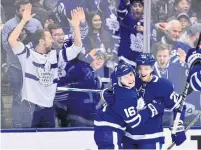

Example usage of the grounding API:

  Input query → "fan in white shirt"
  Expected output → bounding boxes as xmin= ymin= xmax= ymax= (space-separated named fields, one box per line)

xmin=8 ymin=4 xmax=84 ymax=128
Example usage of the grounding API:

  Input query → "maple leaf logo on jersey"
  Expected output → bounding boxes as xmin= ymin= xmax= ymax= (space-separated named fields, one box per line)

xmin=37 ymin=61 xmax=55 ymax=87
xmin=106 ymin=14 xmax=120 ymax=33
xmin=136 ymin=97 xmax=146 ymax=111
xmin=130 ymin=33 xmax=143 ymax=52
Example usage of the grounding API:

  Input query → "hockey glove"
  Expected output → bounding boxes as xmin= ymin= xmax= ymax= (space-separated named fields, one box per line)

xmin=101 ymin=88 xmax=115 ymax=105
xmin=147 ymin=100 xmax=165 ymax=118
xmin=171 ymin=105 xmax=187 ymax=146
xmin=170 ymin=92 xmax=183 ymax=111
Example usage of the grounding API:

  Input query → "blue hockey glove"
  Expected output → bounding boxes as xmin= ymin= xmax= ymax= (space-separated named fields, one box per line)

xmin=147 ymin=100 xmax=165 ymax=118
xmin=171 ymin=105 xmax=187 ymax=146
xmin=101 ymin=88 xmax=115 ymax=105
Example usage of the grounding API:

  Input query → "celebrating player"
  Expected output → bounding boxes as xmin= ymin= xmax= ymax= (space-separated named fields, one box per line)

xmin=94 ymin=61 xmax=164 ymax=149
xmin=122 ymin=53 xmax=187 ymax=149
xmin=102 ymin=53 xmax=187 ymax=149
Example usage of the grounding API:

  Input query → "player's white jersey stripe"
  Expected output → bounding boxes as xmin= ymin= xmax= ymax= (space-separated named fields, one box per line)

xmin=131 ymin=115 xmax=141 ymax=128
xmin=125 ymin=131 xmax=164 ymax=140
xmin=156 ymin=142 xmax=160 ymax=150
xmin=191 ymin=72 xmax=201 ymax=91
xmin=125 ymin=114 xmax=140 ymax=123
xmin=112 ymin=132 xmax=119 ymax=150
xmin=94 ymin=120 xmax=126 ymax=131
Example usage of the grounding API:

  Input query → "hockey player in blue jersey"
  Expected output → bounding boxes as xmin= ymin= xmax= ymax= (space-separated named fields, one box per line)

xmin=94 ymin=61 xmax=165 ymax=149
xmin=186 ymin=32 xmax=201 ymax=91
xmin=102 ymin=53 xmax=187 ymax=149
xmin=123 ymin=53 xmax=187 ymax=149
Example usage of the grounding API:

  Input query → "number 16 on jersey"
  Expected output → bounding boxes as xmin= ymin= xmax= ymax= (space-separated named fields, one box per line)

xmin=124 ymin=106 xmax=136 ymax=118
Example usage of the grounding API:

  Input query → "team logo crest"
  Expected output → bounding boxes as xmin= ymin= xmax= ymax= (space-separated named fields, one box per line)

xmin=106 ymin=14 xmax=120 ymax=33
xmin=130 ymin=33 xmax=143 ymax=52
xmin=37 ymin=61 xmax=55 ymax=86
xmin=136 ymin=97 xmax=146 ymax=111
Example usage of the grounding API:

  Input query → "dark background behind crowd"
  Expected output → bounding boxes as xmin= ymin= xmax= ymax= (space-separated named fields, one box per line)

xmin=1 ymin=0 xmax=201 ymax=129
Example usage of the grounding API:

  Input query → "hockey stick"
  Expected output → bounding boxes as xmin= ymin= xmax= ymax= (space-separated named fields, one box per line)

xmin=171 ymin=81 xmax=190 ymax=135
xmin=172 ymin=32 xmax=201 ymax=134
xmin=57 ymin=87 xmax=102 ymax=93
xmin=57 ymin=87 xmax=107 ymax=110
xmin=169 ymin=32 xmax=201 ymax=149
xmin=167 ymin=110 xmax=201 ymax=150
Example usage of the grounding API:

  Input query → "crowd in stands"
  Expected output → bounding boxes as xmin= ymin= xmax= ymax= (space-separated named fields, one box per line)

xmin=1 ymin=0 xmax=201 ymax=128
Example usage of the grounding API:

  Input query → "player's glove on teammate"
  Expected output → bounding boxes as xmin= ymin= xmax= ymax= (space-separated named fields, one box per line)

xmin=147 ymin=100 xmax=165 ymax=117
xmin=171 ymin=105 xmax=187 ymax=146
xmin=101 ymin=88 xmax=115 ymax=105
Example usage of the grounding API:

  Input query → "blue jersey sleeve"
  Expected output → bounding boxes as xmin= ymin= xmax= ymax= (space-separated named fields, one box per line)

xmin=158 ymin=78 xmax=182 ymax=110
xmin=113 ymin=86 xmax=155 ymax=129
xmin=117 ymin=1 xmax=138 ymax=31
xmin=186 ymin=48 xmax=201 ymax=68
xmin=189 ymin=65 xmax=201 ymax=91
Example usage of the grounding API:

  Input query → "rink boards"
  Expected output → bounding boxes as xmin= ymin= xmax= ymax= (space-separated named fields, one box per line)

xmin=1 ymin=127 xmax=201 ymax=150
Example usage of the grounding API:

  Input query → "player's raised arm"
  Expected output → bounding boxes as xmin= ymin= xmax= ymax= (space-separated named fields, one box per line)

xmin=8 ymin=4 xmax=35 ymax=51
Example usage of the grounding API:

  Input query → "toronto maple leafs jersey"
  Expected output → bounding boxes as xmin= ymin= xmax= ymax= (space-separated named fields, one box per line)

xmin=55 ymin=39 xmax=85 ymax=102
xmin=154 ymin=62 xmax=188 ymax=93
xmin=169 ymin=41 xmax=191 ymax=64
xmin=186 ymin=48 xmax=201 ymax=91
xmin=12 ymin=42 xmax=83 ymax=107
xmin=95 ymin=85 xmax=159 ymax=136
xmin=58 ymin=59 xmax=101 ymax=119
xmin=98 ymin=0 xmax=120 ymax=34
xmin=153 ymin=61 xmax=200 ymax=120
xmin=98 ymin=0 xmax=120 ymax=53
xmin=125 ymin=75 xmax=179 ymax=144
xmin=117 ymin=1 xmax=143 ymax=67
